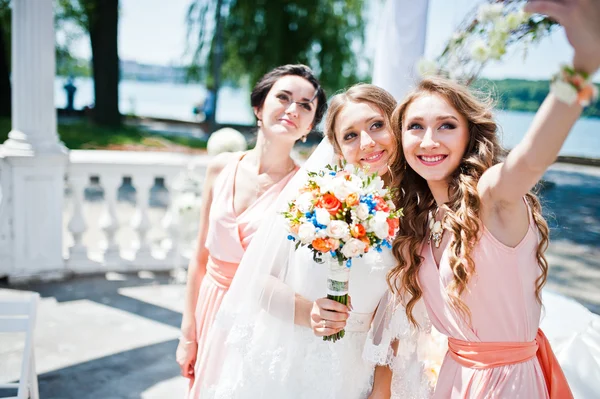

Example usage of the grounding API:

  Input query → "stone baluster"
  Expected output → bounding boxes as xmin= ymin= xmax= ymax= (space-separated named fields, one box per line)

xmin=66 ymin=173 xmax=89 ymax=266
xmin=131 ymin=174 xmax=154 ymax=265
xmin=162 ymin=175 xmax=183 ymax=267
xmin=99 ymin=174 xmax=122 ymax=266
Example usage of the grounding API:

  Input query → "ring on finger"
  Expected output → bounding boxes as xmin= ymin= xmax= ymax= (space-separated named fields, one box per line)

xmin=321 ymin=319 xmax=327 ymax=328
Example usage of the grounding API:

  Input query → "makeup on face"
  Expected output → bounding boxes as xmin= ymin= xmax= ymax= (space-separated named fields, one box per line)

xmin=258 ymin=75 xmax=318 ymax=141
xmin=402 ymin=94 xmax=469 ymax=183
xmin=335 ymin=102 xmax=394 ymax=177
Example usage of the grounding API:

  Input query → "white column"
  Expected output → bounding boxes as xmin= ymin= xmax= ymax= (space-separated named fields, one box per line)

xmin=0 ymin=158 xmax=12 ymax=276
xmin=0 ymin=0 xmax=68 ymax=280
xmin=372 ymin=0 xmax=430 ymax=100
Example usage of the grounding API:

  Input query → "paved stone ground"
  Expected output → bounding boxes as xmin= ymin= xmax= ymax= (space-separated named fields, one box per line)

xmin=0 ymin=162 xmax=599 ymax=399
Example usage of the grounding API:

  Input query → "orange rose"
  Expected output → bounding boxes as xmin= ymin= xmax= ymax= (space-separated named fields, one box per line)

xmin=374 ymin=196 xmax=390 ymax=212
xmin=345 ymin=192 xmax=359 ymax=207
xmin=319 ymin=193 xmax=342 ymax=216
xmin=387 ymin=217 xmax=400 ymax=236
xmin=350 ymin=224 xmax=366 ymax=238
xmin=312 ymin=238 xmax=334 ymax=253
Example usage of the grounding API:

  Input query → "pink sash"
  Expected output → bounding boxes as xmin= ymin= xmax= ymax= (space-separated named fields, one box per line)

xmin=447 ymin=329 xmax=573 ymax=399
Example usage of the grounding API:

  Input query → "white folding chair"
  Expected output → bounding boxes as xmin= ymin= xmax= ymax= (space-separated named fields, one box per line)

xmin=0 ymin=293 xmax=40 ymax=399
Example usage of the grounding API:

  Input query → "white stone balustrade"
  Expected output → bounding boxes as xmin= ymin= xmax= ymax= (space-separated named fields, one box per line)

xmin=65 ymin=150 xmax=210 ymax=274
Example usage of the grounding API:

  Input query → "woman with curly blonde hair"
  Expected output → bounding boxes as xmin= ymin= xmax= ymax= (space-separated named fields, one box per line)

xmin=386 ymin=1 xmax=600 ymax=397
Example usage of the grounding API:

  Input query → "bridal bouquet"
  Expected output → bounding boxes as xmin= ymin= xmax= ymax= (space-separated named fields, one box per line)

xmin=418 ymin=0 xmax=558 ymax=84
xmin=283 ymin=163 xmax=402 ymax=342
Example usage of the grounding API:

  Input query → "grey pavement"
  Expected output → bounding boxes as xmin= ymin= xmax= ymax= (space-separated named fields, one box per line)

xmin=1 ymin=162 xmax=599 ymax=399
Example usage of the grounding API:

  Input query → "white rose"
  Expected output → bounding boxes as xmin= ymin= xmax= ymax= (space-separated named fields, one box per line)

xmin=368 ymin=211 xmax=390 ymax=239
xmin=356 ymin=203 xmax=370 ymax=221
xmin=315 ymin=207 xmax=331 ymax=226
xmin=477 ymin=3 xmax=503 ymax=23
xmin=341 ymin=238 xmax=367 ymax=258
xmin=363 ymin=176 xmax=385 ymax=196
xmin=470 ymin=39 xmax=490 ymax=63
xmin=332 ymin=178 xmax=360 ymax=201
xmin=296 ymin=192 xmax=314 ymax=213
xmin=417 ymin=58 xmax=438 ymax=77
xmin=298 ymin=223 xmax=316 ymax=244
xmin=326 ymin=220 xmax=350 ymax=240
xmin=315 ymin=173 xmax=334 ymax=194
xmin=551 ymin=80 xmax=578 ymax=106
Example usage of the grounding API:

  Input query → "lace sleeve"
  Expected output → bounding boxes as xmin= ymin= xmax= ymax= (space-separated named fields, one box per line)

xmin=363 ymin=292 xmax=446 ymax=398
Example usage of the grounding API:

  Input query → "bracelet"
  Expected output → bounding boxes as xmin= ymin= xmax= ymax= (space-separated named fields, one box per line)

xmin=179 ymin=336 xmax=196 ymax=345
xmin=550 ymin=65 xmax=599 ymax=107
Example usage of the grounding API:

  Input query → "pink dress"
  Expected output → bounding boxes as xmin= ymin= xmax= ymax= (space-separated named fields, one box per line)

xmin=188 ymin=154 xmax=297 ymax=397
xmin=419 ymin=207 xmax=551 ymax=398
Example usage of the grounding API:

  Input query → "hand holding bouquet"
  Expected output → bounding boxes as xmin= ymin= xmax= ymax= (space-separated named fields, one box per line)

xmin=283 ymin=163 xmax=402 ymax=342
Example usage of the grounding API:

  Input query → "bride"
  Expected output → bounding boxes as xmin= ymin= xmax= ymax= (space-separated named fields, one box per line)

xmin=194 ymin=84 xmax=440 ymax=398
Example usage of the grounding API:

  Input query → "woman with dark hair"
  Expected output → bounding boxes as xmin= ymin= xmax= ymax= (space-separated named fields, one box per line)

xmin=176 ymin=64 xmax=327 ymax=397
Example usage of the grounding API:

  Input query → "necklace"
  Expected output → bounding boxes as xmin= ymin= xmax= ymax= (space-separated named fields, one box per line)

xmin=428 ymin=208 xmax=446 ymax=248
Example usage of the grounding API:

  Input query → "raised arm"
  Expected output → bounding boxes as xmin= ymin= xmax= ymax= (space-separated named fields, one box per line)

xmin=478 ymin=0 xmax=600 ymax=210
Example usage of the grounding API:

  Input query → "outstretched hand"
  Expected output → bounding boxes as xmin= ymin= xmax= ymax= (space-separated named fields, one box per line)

xmin=526 ymin=0 xmax=600 ymax=75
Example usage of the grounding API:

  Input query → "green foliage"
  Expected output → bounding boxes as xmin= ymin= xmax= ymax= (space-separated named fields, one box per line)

xmin=474 ymin=78 xmax=600 ymax=118
xmin=0 ymin=117 xmax=207 ymax=150
xmin=186 ymin=0 xmax=366 ymax=94
xmin=0 ymin=0 xmax=11 ymax=62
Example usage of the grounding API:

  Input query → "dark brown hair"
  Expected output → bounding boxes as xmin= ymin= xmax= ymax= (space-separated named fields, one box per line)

xmin=250 ymin=64 xmax=327 ymax=127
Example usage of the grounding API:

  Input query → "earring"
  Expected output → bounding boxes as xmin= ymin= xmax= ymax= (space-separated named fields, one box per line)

xmin=301 ymin=135 xmax=307 ymax=143
xmin=257 ymin=119 xmax=262 ymax=127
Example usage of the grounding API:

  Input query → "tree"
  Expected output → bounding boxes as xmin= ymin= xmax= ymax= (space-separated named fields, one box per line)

xmin=0 ymin=0 xmax=11 ymax=118
xmin=56 ymin=0 xmax=121 ymax=127
xmin=186 ymin=0 xmax=366 ymax=96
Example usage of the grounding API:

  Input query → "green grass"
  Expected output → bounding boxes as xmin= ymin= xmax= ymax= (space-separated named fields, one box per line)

xmin=0 ymin=117 xmax=207 ymax=150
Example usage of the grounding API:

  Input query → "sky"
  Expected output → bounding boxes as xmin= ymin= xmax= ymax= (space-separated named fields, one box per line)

xmin=65 ymin=0 xmax=596 ymax=82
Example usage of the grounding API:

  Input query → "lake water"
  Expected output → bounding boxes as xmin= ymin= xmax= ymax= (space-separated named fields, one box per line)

xmin=55 ymin=77 xmax=600 ymax=158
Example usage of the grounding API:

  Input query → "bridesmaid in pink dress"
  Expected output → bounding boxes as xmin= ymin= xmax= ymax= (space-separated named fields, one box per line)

xmin=386 ymin=2 xmax=600 ymax=397
xmin=174 ymin=65 xmax=327 ymax=396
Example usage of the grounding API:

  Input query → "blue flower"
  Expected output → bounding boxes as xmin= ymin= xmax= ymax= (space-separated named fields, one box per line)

xmin=287 ymin=235 xmax=295 ymax=241
xmin=359 ymin=194 xmax=377 ymax=214
xmin=346 ymin=259 xmax=352 ymax=268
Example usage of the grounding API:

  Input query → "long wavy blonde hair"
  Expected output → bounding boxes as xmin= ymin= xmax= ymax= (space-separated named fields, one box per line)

xmin=388 ymin=77 xmax=550 ymax=326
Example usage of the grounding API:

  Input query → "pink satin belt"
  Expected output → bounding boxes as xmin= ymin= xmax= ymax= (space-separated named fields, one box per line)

xmin=447 ymin=329 xmax=573 ymax=399
xmin=205 ymin=256 xmax=239 ymax=290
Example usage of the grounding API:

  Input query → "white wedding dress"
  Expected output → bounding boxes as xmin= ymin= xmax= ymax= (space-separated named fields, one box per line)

xmin=541 ymin=290 xmax=600 ymax=398
xmin=200 ymin=246 xmax=435 ymax=399
xmin=195 ymin=140 xmax=437 ymax=399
